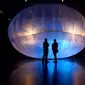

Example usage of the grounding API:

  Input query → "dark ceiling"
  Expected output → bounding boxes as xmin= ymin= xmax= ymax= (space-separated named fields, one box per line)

xmin=1 ymin=0 xmax=85 ymax=19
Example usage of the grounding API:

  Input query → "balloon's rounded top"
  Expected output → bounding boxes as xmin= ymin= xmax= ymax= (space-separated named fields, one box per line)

xmin=8 ymin=4 xmax=85 ymax=59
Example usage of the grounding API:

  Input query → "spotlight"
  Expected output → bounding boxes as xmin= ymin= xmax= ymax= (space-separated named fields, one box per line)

xmin=0 ymin=10 xmax=3 ymax=14
xmin=25 ymin=0 xmax=27 ymax=2
xmin=62 ymin=0 xmax=64 ymax=2
xmin=8 ymin=18 xmax=11 ymax=21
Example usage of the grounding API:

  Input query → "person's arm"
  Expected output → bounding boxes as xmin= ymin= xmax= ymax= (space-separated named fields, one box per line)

xmin=48 ymin=43 xmax=49 ymax=47
xmin=57 ymin=43 xmax=58 ymax=48
xmin=52 ymin=44 xmax=53 ymax=50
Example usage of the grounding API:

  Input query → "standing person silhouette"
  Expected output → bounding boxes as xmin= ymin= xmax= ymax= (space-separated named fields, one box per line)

xmin=42 ymin=38 xmax=49 ymax=62
xmin=52 ymin=39 xmax=58 ymax=62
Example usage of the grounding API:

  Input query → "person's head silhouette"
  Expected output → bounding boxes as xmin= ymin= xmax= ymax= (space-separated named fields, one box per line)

xmin=44 ymin=38 xmax=47 ymax=42
xmin=54 ymin=39 xmax=56 ymax=43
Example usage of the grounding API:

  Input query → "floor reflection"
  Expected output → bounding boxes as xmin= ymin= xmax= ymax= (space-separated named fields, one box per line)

xmin=9 ymin=60 xmax=85 ymax=85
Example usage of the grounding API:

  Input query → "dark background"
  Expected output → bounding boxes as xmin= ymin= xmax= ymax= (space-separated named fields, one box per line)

xmin=2 ymin=0 xmax=85 ymax=84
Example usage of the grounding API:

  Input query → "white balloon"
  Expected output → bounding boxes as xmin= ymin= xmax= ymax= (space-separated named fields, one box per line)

xmin=8 ymin=4 xmax=85 ymax=59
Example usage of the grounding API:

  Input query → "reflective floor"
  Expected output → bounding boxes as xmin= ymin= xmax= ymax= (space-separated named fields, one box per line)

xmin=9 ymin=60 xmax=85 ymax=85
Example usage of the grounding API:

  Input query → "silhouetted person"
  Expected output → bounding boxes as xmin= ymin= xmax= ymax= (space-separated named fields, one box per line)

xmin=42 ymin=38 xmax=49 ymax=61
xmin=52 ymin=39 xmax=58 ymax=61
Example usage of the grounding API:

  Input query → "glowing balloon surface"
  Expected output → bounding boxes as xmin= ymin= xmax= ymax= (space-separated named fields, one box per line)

xmin=8 ymin=4 xmax=85 ymax=59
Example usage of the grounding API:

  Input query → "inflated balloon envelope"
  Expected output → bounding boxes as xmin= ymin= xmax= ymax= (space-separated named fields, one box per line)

xmin=8 ymin=4 xmax=85 ymax=59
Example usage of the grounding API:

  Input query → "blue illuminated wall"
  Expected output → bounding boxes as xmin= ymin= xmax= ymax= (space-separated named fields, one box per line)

xmin=8 ymin=4 xmax=85 ymax=59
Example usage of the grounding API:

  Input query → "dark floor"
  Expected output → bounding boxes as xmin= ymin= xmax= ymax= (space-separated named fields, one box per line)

xmin=6 ymin=59 xmax=85 ymax=85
